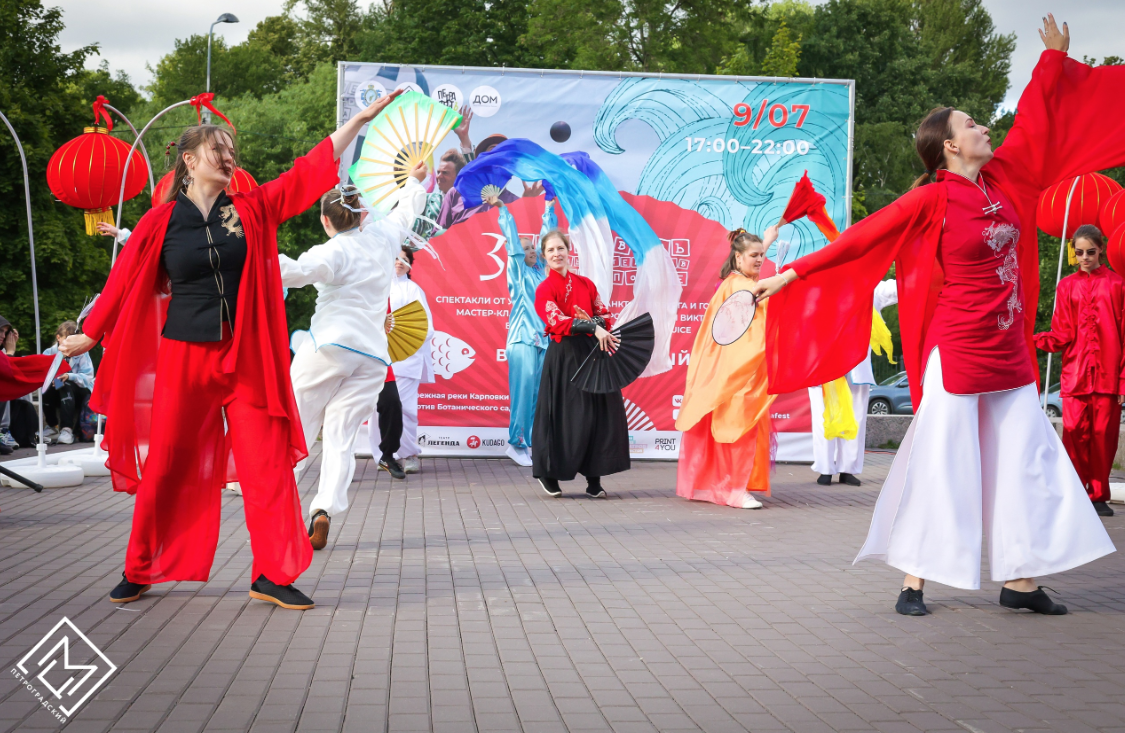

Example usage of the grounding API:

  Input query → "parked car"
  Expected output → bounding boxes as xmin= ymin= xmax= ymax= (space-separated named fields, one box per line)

xmin=1040 ymin=383 xmax=1062 ymax=418
xmin=868 ymin=371 xmax=913 ymax=415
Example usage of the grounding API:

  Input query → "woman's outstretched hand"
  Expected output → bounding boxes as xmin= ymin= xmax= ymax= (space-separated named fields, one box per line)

xmin=60 ymin=334 xmax=96 ymax=357
xmin=594 ymin=325 xmax=619 ymax=353
xmin=1039 ymin=13 xmax=1069 ymax=53
xmin=750 ymin=273 xmax=792 ymax=300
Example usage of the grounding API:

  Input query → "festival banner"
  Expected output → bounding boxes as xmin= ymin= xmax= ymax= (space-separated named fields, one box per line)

xmin=337 ymin=63 xmax=855 ymax=460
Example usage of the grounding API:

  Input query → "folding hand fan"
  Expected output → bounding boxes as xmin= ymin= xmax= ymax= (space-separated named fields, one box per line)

xmin=348 ymin=92 xmax=463 ymax=213
xmin=570 ymin=313 xmax=655 ymax=394
xmin=387 ymin=300 xmax=429 ymax=363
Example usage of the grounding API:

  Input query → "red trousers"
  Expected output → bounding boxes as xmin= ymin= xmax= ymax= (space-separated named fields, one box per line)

xmin=125 ymin=330 xmax=312 ymax=586
xmin=1062 ymin=393 xmax=1121 ymax=503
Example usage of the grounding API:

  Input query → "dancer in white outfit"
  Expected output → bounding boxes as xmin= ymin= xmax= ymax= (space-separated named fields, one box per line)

xmin=808 ymin=280 xmax=898 ymax=485
xmin=281 ymin=165 xmax=427 ymax=550
xmin=370 ymin=249 xmax=434 ymax=475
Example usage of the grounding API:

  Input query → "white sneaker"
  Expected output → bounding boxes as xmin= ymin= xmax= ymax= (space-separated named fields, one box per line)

xmin=741 ymin=494 xmax=763 ymax=509
xmin=402 ymin=456 xmax=421 ymax=474
xmin=505 ymin=444 xmax=533 ymax=467
xmin=58 ymin=427 xmax=74 ymax=445
xmin=41 ymin=426 xmax=58 ymax=439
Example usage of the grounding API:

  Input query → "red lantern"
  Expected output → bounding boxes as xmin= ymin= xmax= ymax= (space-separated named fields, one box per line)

xmin=1108 ymin=224 xmax=1125 ymax=274
xmin=46 ymin=100 xmax=148 ymax=235
xmin=1037 ymin=172 xmax=1123 ymax=238
xmin=151 ymin=168 xmax=260 ymax=207
xmin=1100 ymin=189 xmax=1125 ymax=240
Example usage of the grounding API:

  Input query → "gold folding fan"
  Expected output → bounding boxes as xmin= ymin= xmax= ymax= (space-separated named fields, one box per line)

xmin=388 ymin=300 xmax=429 ymax=362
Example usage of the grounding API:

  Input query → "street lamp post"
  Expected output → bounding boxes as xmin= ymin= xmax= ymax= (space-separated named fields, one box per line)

xmin=205 ymin=13 xmax=239 ymax=123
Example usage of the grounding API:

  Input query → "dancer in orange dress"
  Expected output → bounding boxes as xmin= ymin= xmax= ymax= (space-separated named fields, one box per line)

xmin=676 ymin=225 xmax=778 ymax=509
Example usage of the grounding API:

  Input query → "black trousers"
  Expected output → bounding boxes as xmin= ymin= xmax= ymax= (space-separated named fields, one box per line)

xmin=377 ymin=380 xmax=403 ymax=461
xmin=43 ymin=383 xmax=89 ymax=432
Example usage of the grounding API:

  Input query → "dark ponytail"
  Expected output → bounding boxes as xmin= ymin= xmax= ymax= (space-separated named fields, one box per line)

xmin=909 ymin=106 xmax=955 ymax=191
xmin=720 ymin=228 xmax=763 ymax=279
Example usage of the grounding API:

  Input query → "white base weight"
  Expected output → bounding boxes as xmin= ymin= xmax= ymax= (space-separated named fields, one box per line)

xmin=3 ymin=464 xmax=85 ymax=489
xmin=57 ymin=448 xmax=111 ymax=476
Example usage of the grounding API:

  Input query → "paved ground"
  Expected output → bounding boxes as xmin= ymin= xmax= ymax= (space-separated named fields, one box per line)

xmin=0 ymin=449 xmax=1123 ymax=733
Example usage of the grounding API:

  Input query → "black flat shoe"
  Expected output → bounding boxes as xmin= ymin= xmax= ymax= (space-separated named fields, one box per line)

xmin=110 ymin=573 xmax=151 ymax=604
xmin=249 ymin=575 xmax=314 ymax=610
xmin=999 ymin=586 xmax=1067 ymax=615
xmin=1094 ymin=501 xmax=1114 ymax=517
xmin=379 ymin=457 xmax=406 ymax=479
xmin=895 ymin=587 xmax=927 ymax=616
xmin=816 ymin=474 xmax=833 ymax=486
xmin=839 ymin=473 xmax=862 ymax=486
xmin=308 ymin=510 xmax=330 ymax=551
xmin=586 ymin=477 xmax=607 ymax=498
xmin=538 ymin=477 xmax=562 ymax=497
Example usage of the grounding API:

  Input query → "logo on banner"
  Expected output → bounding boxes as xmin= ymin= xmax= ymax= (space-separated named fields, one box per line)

xmin=354 ymin=79 xmax=387 ymax=109
xmin=13 ymin=617 xmax=117 ymax=722
xmin=417 ymin=434 xmax=461 ymax=448
xmin=432 ymin=84 xmax=463 ymax=111
xmin=467 ymin=435 xmax=481 ymax=449
xmin=469 ymin=86 xmax=502 ymax=117
xmin=394 ymin=82 xmax=424 ymax=94
xmin=654 ymin=437 xmax=679 ymax=452
xmin=432 ymin=332 xmax=476 ymax=379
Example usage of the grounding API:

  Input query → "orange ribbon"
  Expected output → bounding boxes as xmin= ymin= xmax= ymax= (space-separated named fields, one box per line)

xmin=188 ymin=93 xmax=236 ymax=132
xmin=92 ymin=95 xmax=113 ymax=132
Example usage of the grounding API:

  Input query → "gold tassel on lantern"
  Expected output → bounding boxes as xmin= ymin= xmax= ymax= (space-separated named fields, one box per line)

xmin=84 ymin=208 xmax=114 ymax=236
xmin=1067 ymin=238 xmax=1077 ymax=266
xmin=821 ymin=377 xmax=858 ymax=441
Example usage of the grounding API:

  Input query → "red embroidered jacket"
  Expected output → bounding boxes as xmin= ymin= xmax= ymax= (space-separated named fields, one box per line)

xmin=534 ymin=269 xmax=613 ymax=342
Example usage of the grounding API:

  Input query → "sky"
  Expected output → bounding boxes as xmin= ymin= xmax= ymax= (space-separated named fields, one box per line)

xmin=57 ymin=0 xmax=1124 ymax=111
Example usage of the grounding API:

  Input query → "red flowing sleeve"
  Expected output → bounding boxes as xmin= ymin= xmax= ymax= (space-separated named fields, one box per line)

xmin=536 ymin=278 xmax=572 ymax=338
xmin=0 ymin=354 xmax=70 ymax=401
xmin=767 ymin=184 xmax=944 ymax=401
xmin=1033 ymin=277 xmax=1074 ymax=353
xmin=245 ymin=137 xmax=341 ymax=228
xmin=990 ymin=50 xmax=1125 ymax=198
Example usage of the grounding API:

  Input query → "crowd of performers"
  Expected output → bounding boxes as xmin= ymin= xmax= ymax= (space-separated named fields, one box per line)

xmin=49 ymin=16 xmax=1123 ymax=616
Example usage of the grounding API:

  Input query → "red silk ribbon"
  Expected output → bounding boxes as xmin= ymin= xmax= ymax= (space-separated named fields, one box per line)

xmin=188 ymin=93 xmax=236 ymax=132
xmin=92 ymin=95 xmax=114 ymax=132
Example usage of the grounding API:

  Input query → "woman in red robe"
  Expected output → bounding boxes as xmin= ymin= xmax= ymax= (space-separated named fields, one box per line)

xmin=752 ymin=16 xmax=1119 ymax=617
xmin=60 ymin=92 xmax=404 ymax=609
xmin=532 ymin=230 xmax=630 ymax=497
xmin=1035 ymin=225 xmax=1125 ymax=517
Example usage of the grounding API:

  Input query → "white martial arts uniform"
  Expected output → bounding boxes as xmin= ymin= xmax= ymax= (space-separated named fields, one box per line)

xmin=809 ymin=280 xmax=898 ymax=476
xmin=281 ymin=178 xmax=425 ymax=518
xmin=370 ymin=273 xmax=434 ymax=460
xmin=855 ymin=348 xmax=1115 ymax=589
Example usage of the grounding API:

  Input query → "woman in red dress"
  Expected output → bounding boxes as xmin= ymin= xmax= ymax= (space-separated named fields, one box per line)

xmin=753 ymin=16 xmax=1119 ymax=617
xmin=532 ymin=230 xmax=630 ymax=497
xmin=60 ymin=92 xmax=404 ymax=609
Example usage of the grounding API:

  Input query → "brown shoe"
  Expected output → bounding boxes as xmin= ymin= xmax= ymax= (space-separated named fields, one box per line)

xmin=308 ymin=510 xmax=330 ymax=551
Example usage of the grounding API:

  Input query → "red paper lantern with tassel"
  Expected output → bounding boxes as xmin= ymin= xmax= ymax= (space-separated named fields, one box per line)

xmin=1107 ymin=224 xmax=1125 ymax=274
xmin=150 ymin=167 xmax=260 ymax=207
xmin=1099 ymin=189 xmax=1125 ymax=240
xmin=46 ymin=97 xmax=148 ymax=235
xmin=1037 ymin=172 xmax=1123 ymax=238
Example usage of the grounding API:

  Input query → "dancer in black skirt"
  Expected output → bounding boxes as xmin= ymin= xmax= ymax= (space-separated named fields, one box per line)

xmin=532 ymin=230 xmax=630 ymax=497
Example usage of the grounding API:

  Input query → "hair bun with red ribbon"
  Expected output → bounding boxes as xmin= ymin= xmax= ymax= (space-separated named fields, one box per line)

xmin=188 ymin=93 xmax=236 ymax=132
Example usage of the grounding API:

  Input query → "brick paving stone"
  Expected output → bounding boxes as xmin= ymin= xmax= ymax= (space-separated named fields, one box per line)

xmin=0 ymin=451 xmax=1123 ymax=731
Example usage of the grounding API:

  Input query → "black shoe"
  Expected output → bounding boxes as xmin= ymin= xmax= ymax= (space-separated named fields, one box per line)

xmin=816 ymin=474 xmax=833 ymax=486
xmin=308 ymin=510 xmax=330 ymax=551
xmin=538 ymin=477 xmax=562 ymax=497
xmin=895 ymin=587 xmax=927 ymax=616
xmin=379 ymin=456 xmax=406 ymax=479
xmin=999 ymin=586 xmax=1067 ymax=615
xmin=839 ymin=473 xmax=862 ymax=486
xmin=586 ymin=477 xmax=607 ymax=498
xmin=1094 ymin=501 xmax=1114 ymax=517
xmin=0 ymin=443 xmax=10 ymax=456
xmin=109 ymin=572 xmax=151 ymax=604
xmin=249 ymin=575 xmax=314 ymax=610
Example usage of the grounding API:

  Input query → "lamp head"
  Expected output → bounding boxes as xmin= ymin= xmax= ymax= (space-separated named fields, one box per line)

xmin=217 ymin=13 xmax=239 ymax=23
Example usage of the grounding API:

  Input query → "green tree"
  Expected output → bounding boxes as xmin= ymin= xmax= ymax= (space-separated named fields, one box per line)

xmin=0 ymin=0 xmax=119 ymax=352
xmin=760 ymin=21 xmax=802 ymax=77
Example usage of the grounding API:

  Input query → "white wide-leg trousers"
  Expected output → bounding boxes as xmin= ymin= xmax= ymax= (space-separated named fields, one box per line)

xmin=855 ymin=348 xmax=1115 ymax=589
xmin=808 ymin=383 xmax=870 ymax=476
xmin=291 ymin=342 xmax=387 ymax=518
xmin=395 ymin=376 xmax=421 ymax=458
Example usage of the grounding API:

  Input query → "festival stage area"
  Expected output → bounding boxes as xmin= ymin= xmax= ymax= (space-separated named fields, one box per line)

xmin=0 ymin=452 xmax=1123 ymax=732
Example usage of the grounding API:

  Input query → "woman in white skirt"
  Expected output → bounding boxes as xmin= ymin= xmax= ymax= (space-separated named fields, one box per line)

xmin=754 ymin=16 xmax=1120 ymax=616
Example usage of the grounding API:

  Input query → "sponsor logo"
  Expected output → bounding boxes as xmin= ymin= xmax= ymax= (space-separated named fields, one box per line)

xmin=482 ymin=438 xmax=506 ymax=447
xmin=432 ymin=84 xmax=463 ymax=111
xmin=394 ymin=82 xmax=424 ymax=95
xmin=417 ymin=434 xmax=461 ymax=448
xmin=672 ymin=394 xmax=683 ymax=407
xmin=466 ymin=436 xmax=481 ymax=449
xmin=469 ymin=86 xmax=502 ymax=117
xmin=354 ymin=79 xmax=387 ymax=109
xmin=654 ymin=437 xmax=678 ymax=451
xmin=13 ymin=617 xmax=117 ymax=722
